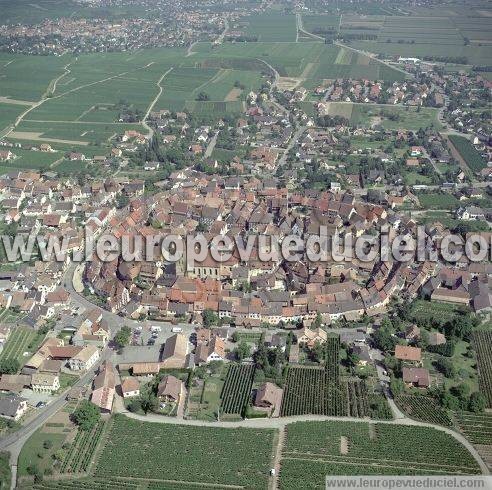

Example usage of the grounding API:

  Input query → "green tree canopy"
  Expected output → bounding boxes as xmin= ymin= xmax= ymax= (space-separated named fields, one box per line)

xmin=72 ymin=400 xmax=100 ymax=431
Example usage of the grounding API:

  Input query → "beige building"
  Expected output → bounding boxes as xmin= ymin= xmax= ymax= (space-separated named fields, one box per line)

xmin=161 ymin=334 xmax=188 ymax=369
xmin=31 ymin=373 xmax=60 ymax=393
xmin=68 ymin=345 xmax=100 ymax=371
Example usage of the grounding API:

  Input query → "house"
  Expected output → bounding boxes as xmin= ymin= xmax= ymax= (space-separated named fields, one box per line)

xmin=0 ymin=395 xmax=28 ymax=420
xmin=431 ymin=287 xmax=470 ymax=305
xmin=0 ymin=374 xmax=31 ymax=393
xmin=395 ymin=345 xmax=422 ymax=364
xmin=402 ymin=367 xmax=430 ymax=388
xmin=0 ymin=150 xmax=14 ymax=162
xmin=91 ymin=361 xmax=115 ymax=413
xmin=157 ymin=375 xmax=183 ymax=403
xmin=296 ymin=327 xmax=327 ymax=348
xmin=254 ymin=382 xmax=283 ymax=413
xmin=120 ymin=377 xmax=140 ymax=398
xmin=31 ymin=373 xmax=60 ymax=393
xmin=195 ymin=336 xmax=226 ymax=365
xmin=161 ymin=334 xmax=188 ymax=369
xmin=68 ymin=345 xmax=100 ymax=371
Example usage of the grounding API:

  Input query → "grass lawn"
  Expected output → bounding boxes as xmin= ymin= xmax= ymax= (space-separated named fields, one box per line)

xmin=417 ymin=192 xmax=460 ymax=210
xmin=0 ymin=451 xmax=10 ymax=490
xmin=58 ymin=373 xmax=78 ymax=392
xmin=410 ymin=300 xmax=469 ymax=326
xmin=18 ymin=429 xmax=67 ymax=477
xmin=187 ymin=365 xmax=227 ymax=422
xmin=424 ymin=340 xmax=478 ymax=394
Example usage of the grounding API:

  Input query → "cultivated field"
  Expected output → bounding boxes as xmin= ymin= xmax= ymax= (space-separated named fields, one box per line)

xmin=219 ymin=363 xmax=255 ymax=416
xmin=448 ymin=135 xmax=487 ymax=173
xmin=471 ymin=330 xmax=492 ymax=407
xmin=238 ymin=12 xmax=297 ymax=42
xmin=395 ymin=394 xmax=453 ymax=426
xmin=279 ymin=421 xmax=481 ymax=488
xmin=280 ymin=336 xmax=370 ymax=417
xmin=93 ymin=415 xmax=275 ymax=489
xmin=0 ymin=326 xmax=39 ymax=368
xmin=456 ymin=411 xmax=492 ymax=446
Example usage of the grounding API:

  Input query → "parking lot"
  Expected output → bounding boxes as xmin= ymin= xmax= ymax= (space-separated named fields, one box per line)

xmin=129 ymin=323 xmax=195 ymax=347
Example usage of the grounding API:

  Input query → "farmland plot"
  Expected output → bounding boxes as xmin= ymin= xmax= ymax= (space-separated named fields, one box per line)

xmin=239 ymin=12 xmax=297 ymax=42
xmin=280 ymin=421 xmax=481 ymax=488
xmin=456 ymin=411 xmax=492 ymax=446
xmin=395 ymin=394 xmax=453 ymax=426
xmin=0 ymin=54 xmax=68 ymax=102
xmin=94 ymin=415 xmax=275 ymax=489
xmin=0 ymin=326 xmax=38 ymax=367
xmin=448 ymin=135 xmax=487 ymax=173
xmin=219 ymin=363 xmax=255 ymax=415
xmin=280 ymin=336 xmax=366 ymax=417
xmin=60 ymin=421 xmax=106 ymax=474
xmin=471 ymin=330 xmax=492 ymax=407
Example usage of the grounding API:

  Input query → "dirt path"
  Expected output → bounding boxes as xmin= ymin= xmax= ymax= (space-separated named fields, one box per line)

xmin=271 ymin=427 xmax=285 ymax=490
xmin=141 ymin=67 xmax=174 ymax=138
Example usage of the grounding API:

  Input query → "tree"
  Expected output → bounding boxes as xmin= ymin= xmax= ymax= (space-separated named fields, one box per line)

xmin=203 ymin=309 xmax=218 ymax=328
xmin=390 ymin=375 xmax=405 ymax=396
xmin=0 ymin=359 xmax=20 ymax=374
xmin=234 ymin=341 xmax=250 ymax=362
xmin=468 ymin=392 xmax=486 ymax=413
xmin=139 ymin=385 xmax=158 ymax=414
xmin=196 ymin=92 xmax=210 ymax=101
xmin=347 ymin=351 xmax=360 ymax=369
xmin=434 ymin=357 xmax=456 ymax=379
xmin=440 ymin=391 xmax=460 ymax=410
xmin=309 ymin=341 xmax=325 ymax=363
xmin=253 ymin=338 xmax=269 ymax=369
xmin=373 ymin=328 xmax=396 ymax=353
xmin=71 ymin=400 xmax=101 ymax=431
xmin=313 ymin=312 xmax=322 ymax=329
xmin=114 ymin=326 xmax=132 ymax=349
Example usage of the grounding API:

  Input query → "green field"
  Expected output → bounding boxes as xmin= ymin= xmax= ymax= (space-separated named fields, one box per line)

xmin=323 ymin=102 xmax=440 ymax=130
xmin=0 ymin=54 xmax=68 ymax=102
xmin=0 ymin=148 xmax=62 ymax=171
xmin=280 ymin=421 xmax=481 ymax=488
xmin=0 ymin=42 xmax=406 ymax=147
xmin=239 ymin=12 xmax=297 ymax=42
xmin=93 ymin=415 xmax=275 ymax=489
xmin=0 ymin=103 xmax=27 ymax=133
xmin=417 ymin=192 xmax=460 ymax=210
xmin=448 ymin=135 xmax=487 ymax=173
xmin=350 ymin=41 xmax=492 ymax=65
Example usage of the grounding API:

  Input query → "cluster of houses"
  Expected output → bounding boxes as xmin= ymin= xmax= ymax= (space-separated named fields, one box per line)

xmin=315 ymin=79 xmax=435 ymax=107
xmin=0 ymin=8 xmax=226 ymax=55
